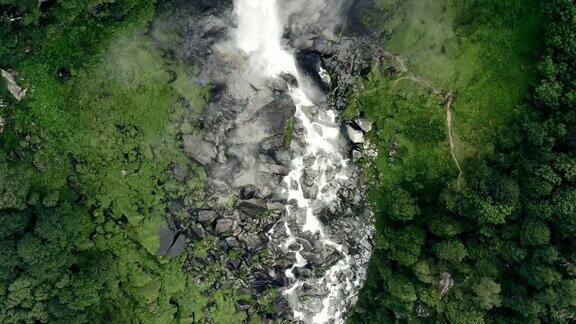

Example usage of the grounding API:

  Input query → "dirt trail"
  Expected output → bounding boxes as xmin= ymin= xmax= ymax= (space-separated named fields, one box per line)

xmin=444 ymin=93 xmax=462 ymax=175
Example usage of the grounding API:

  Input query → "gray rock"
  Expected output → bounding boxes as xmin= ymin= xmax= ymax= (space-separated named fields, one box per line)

xmin=1 ymin=69 xmax=26 ymax=101
xmin=258 ymin=163 xmax=289 ymax=175
xmin=198 ymin=210 xmax=217 ymax=223
xmin=172 ymin=165 xmax=189 ymax=182
xmin=352 ymin=149 xmax=362 ymax=162
xmin=190 ymin=224 xmax=206 ymax=240
xmin=167 ymin=234 xmax=186 ymax=257
xmin=237 ymin=198 xmax=267 ymax=216
xmin=240 ymin=185 xmax=258 ymax=199
xmin=168 ymin=201 xmax=183 ymax=214
xmin=266 ymin=202 xmax=286 ymax=211
xmin=280 ymin=73 xmax=298 ymax=86
xmin=225 ymin=236 xmax=242 ymax=249
xmin=182 ymin=135 xmax=217 ymax=165
xmin=244 ymin=234 xmax=264 ymax=251
xmin=215 ymin=218 xmax=235 ymax=234
xmin=345 ymin=124 xmax=364 ymax=144
xmin=269 ymin=78 xmax=288 ymax=93
xmin=255 ymin=97 xmax=296 ymax=136
xmin=303 ymin=184 xmax=318 ymax=199
xmin=354 ymin=117 xmax=373 ymax=133
xmin=156 ymin=226 xmax=176 ymax=256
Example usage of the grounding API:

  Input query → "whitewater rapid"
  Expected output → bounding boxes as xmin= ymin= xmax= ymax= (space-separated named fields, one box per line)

xmin=234 ymin=0 xmax=369 ymax=322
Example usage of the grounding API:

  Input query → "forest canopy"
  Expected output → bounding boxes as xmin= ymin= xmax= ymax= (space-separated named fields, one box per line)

xmin=351 ymin=0 xmax=576 ymax=322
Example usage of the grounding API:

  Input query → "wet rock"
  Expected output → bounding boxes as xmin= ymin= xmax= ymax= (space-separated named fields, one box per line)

xmin=182 ymin=135 xmax=217 ymax=165
xmin=354 ymin=117 xmax=373 ymax=133
xmin=280 ymin=72 xmax=298 ymax=86
xmin=237 ymin=198 xmax=267 ymax=216
xmin=256 ymin=97 xmax=296 ymax=135
xmin=215 ymin=218 xmax=235 ymax=234
xmin=240 ymin=184 xmax=258 ymax=199
xmin=292 ymin=34 xmax=315 ymax=49
xmin=1 ymin=69 xmax=26 ymax=101
xmin=269 ymin=77 xmax=288 ymax=94
xmin=294 ymin=267 xmax=312 ymax=278
xmin=345 ymin=124 xmax=364 ymax=144
xmin=303 ymin=184 xmax=318 ymax=199
xmin=198 ymin=210 xmax=217 ymax=223
xmin=296 ymin=50 xmax=328 ymax=92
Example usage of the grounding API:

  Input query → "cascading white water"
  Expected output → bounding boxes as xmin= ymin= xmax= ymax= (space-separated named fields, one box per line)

xmin=234 ymin=1 xmax=368 ymax=322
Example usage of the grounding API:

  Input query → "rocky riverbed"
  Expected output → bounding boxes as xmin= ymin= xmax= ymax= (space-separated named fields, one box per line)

xmin=153 ymin=0 xmax=386 ymax=321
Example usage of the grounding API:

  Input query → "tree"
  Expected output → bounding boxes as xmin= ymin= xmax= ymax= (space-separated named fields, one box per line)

xmin=388 ymin=188 xmax=420 ymax=221
xmin=521 ymin=220 xmax=551 ymax=246
xmin=436 ymin=240 xmax=467 ymax=264
xmin=472 ymin=278 xmax=501 ymax=310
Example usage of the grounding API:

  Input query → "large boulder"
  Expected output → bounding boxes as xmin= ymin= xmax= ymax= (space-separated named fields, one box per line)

xmin=156 ymin=226 xmax=177 ymax=256
xmin=198 ymin=210 xmax=218 ymax=223
xmin=354 ymin=117 xmax=373 ymax=133
xmin=229 ymin=96 xmax=295 ymax=148
xmin=182 ymin=135 xmax=217 ymax=165
xmin=345 ymin=125 xmax=364 ymax=144
xmin=168 ymin=234 xmax=187 ymax=257
xmin=237 ymin=198 xmax=267 ymax=216
xmin=254 ymin=97 xmax=296 ymax=137
xmin=215 ymin=218 xmax=235 ymax=234
xmin=1 ymin=69 xmax=26 ymax=101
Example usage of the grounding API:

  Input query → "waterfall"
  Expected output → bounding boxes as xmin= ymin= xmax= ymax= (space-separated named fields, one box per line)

xmin=233 ymin=0 xmax=370 ymax=322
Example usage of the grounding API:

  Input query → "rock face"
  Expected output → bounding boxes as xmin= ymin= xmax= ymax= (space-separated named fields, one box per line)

xmin=152 ymin=0 xmax=384 ymax=321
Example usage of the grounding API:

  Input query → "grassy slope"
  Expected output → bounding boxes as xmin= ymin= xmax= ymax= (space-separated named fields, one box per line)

xmin=349 ymin=0 xmax=542 ymax=320
xmin=346 ymin=0 xmax=541 ymax=206
xmin=1 ymin=3 xmax=250 ymax=321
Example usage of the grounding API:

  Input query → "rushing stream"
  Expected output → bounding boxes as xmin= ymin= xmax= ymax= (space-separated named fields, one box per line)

xmin=234 ymin=1 xmax=372 ymax=322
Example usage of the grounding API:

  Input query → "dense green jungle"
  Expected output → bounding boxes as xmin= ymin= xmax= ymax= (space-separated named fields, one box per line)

xmin=1 ymin=0 xmax=576 ymax=323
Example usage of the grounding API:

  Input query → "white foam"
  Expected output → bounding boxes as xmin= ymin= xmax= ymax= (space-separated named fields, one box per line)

xmin=233 ymin=1 xmax=366 ymax=322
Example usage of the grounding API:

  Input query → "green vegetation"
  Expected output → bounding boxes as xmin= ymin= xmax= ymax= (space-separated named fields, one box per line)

xmin=0 ymin=1 xmax=247 ymax=322
xmin=350 ymin=0 xmax=576 ymax=322
xmin=4 ymin=0 xmax=576 ymax=322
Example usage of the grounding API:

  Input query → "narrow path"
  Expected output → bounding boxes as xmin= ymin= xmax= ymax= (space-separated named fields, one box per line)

xmin=444 ymin=92 xmax=462 ymax=176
